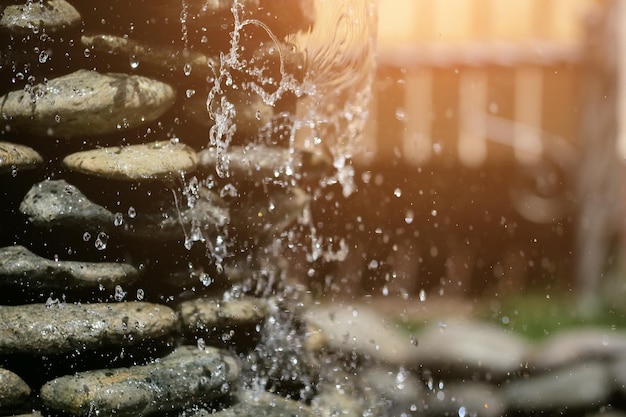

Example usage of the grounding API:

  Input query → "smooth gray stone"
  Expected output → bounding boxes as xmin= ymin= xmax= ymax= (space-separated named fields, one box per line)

xmin=304 ymin=304 xmax=419 ymax=366
xmin=502 ymin=360 xmax=611 ymax=412
xmin=0 ymin=0 xmax=80 ymax=34
xmin=529 ymin=327 xmax=626 ymax=370
xmin=63 ymin=141 xmax=198 ymax=182
xmin=178 ymin=297 xmax=268 ymax=332
xmin=19 ymin=179 xmax=229 ymax=241
xmin=0 ymin=368 xmax=30 ymax=410
xmin=0 ymin=142 xmax=43 ymax=174
xmin=0 ymin=70 xmax=175 ymax=138
xmin=0 ymin=245 xmax=140 ymax=290
xmin=0 ymin=302 xmax=178 ymax=355
xmin=189 ymin=390 xmax=316 ymax=417
xmin=41 ymin=346 xmax=238 ymax=417
xmin=414 ymin=320 xmax=529 ymax=380
xmin=197 ymin=145 xmax=330 ymax=183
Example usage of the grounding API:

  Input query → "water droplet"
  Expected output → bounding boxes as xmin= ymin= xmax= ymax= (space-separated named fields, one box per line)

xmin=114 ymin=212 xmax=124 ymax=227
xmin=136 ymin=288 xmax=144 ymax=301
xmin=419 ymin=289 xmax=426 ymax=302
xmin=404 ymin=209 xmax=414 ymax=224
xmin=82 ymin=232 xmax=91 ymax=242
xmin=127 ymin=206 xmax=137 ymax=218
xmin=38 ymin=51 xmax=48 ymax=64
xmin=183 ymin=63 xmax=192 ymax=76
xmin=199 ymin=273 xmax=213 ymax=287
xmin=94 ymin=232 xmax=108 ymax=250
xmin=395 ymin=108 xmax=406 ymax=121
xmin=458 ymin=406 xmax=466 ymax=417
xmin=83 ymin=48 xmax=91 ymax=58
xmin=394 ymin=188 xmax=402 ymax=198
xmin=114 ymin=284 xmax=126 ymax=301
xmin=129 ymin=56 xmax=140 ymax=69
xmin=431 ymin=209 xmax=437 ymax=217
xmin=185 ymin=89 xmax=196 ymax=98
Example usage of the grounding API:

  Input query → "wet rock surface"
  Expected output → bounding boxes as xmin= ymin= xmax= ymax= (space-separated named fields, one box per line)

xmin=0 ymin=142 xmax=42 ymax=174
xmin=40 ymin=346 xmax=238 ymax=417
xmin=0 ymin=368 xmax=31 ymax=411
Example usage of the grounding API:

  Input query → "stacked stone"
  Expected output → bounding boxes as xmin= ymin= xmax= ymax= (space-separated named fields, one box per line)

xmin=0 ymin=1 xmax=337 ymax=416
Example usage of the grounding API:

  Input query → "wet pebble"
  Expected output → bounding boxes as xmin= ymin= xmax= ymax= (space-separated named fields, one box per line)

xmin=529 ymin=327 xmax=626 ymax=370
xmin=0 ymin=368 xmax=31 ymax=411
xmin=0 ymin=142 xmax=42 ymax=175
xmin=63 ymin=141 xmax=198 ymax=182
xmin=0 ymin=70 xmax=175 ymax=138
xmin=0 ymin=245 xmax=140 ymax=290
xmin=189 ymin=390 xmax=316 ymax=417
xmin=178 ymin=296 xmax=268 ymax=333
xmin=40 ymin=345 xmax=239 ymax=417
xmin=0 ymin=0 xmax=80 ymax=34
xmin=0 ymin=302 xmax=177 ymax=355
xmin=304 ymin=304 xmax=419 ymax=366
xmin=415 ymin=320 xmax=529 ymax=380
xmin=502 ymin=360 xmax=611 ymax=412
xmin=19 ymin=179 xmax=228 ymax=241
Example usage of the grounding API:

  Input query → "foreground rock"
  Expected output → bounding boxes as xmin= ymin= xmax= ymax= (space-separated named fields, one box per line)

xmin=0 ymin=302 xmax=177 ymax=355
xmin=41 ymin=346 xmax=238 ymax=417
xmin=0 ymin=142 xmax=43 ymax=174
xmin=0 ymin=245 xmax=140 ymax=290
xmin=0 ymin=70 xmax=175 ymax=138
xmin=178 ymin=297 xmax=268 ymax=333
xmin=63 ymin=141 xmax=198 ymax=182
xmin=0 ymin=0 xmax=80 ymax=34
xmin=0 ymin=368 xmax=31 ymax=411
xmin=19 ymin=179 xmax=229 ymax=241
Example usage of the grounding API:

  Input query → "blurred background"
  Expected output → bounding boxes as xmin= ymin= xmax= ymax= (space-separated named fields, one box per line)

xmin=309 ymin=0 xmax=626 ymax=315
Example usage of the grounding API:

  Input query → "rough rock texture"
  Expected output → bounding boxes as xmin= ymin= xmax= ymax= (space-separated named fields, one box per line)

xmin=0 ymin=142 xmax=43 ymax=174
xmin=63 ymin=141 xmax=198 ymax=182
xmin=0 ymin=245 xmax=140 ymax=290
xmin=19 ymin=179 xmax=229 ymax=240
xmin=0 ymin=302 xmax=178 ymax=355
xmin=0 ymin=368 xmax=31 ymax=410
xmin=40 ymin=346 xmax=239 ymax=417
xmin=0 ymin=70 xmax=175 ymax=138
xmin=178 ymin=297 xmax=268 ymax=332
xmin=0 ymin=0 xmax=81 ymax=34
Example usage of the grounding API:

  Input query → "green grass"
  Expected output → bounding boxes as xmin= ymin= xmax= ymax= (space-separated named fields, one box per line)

xmin=477 ymin=292 xmax=626 ymax=340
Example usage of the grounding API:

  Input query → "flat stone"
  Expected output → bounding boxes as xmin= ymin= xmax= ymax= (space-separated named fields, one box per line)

xmin=40 ymin=345 xmax=238 ymax=417
xmin=502 ymin=360 xmax=611 ymax=412
xmin=195 ymin=390 xmax=316 ymax=417
xmin=198 ymin=145 xmax=330 ymax=183
xmin=0 ymin=70 xmax=175 ymax=138
xmin=63 ymin=141 xmax=198 ymax=182
xmin=0 ymin=302 xmax=177 ymax=355
xmin=0 ymin=368 xmax=31 ymax=410
xmin=0 ymin=142 xmax=43 ymax=174
xmin=19 ymin=180 xmax=228 ymax=241
xmin=0 ymin=0 xmax=80 ymax=34
xmin=178 ymin=297 xmax=268 ymax=333
xmin=0 ymin=245 xmax=140 ymax=290
xmin=414 ymin=320 xmax=529 ymax=380
xmin=303 ymin=304 xmax=419 ymax=366
xmin=421 ymin=381 xmax=505 ymax=417
xmin=529 ymin=328 xmax=626 ymax=370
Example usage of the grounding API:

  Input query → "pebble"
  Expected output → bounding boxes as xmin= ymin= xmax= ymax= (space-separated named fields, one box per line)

xmin=197 ymin=145 xmax=330 ymax=183
xmin=40 ymin=345 xmax=239 ymax=417
xmin=0 ymin=368 xmax=31 ymax=411
xmin=0 ymin=142 xmax=43 ymax=175
xmin=529 ymin=327 xmax=626 ymax=370
xmin=63 ymin=141 xmax=198 ymax=182
xmin=0 ymin=70 xmax=175 ymax=138
xmin=303 ymin=304 xmax=419 ymax=366
xmin=0 ymin=0 xmax=80 ymax=34
xmin=0 ymin=302 xmax=177 ymax=355
xmin=414 ymin=320 xmax=529 ymax=380
xmin=502 ymin=360 xmax=611 ymax=412
xmin=194 ymin=390 xmax=316 ymax=417
xmin=19 ymin=179 xmax=229 ymax=241
xmin=178 ymin=297 xmax=268 ymax=333
xmin=0 ymin=245 xmax=140 ymax=290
